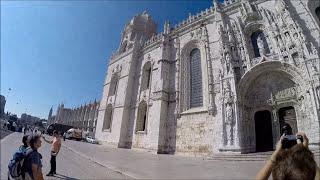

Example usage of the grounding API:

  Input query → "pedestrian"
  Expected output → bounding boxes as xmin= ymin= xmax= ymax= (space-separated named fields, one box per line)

xmin=24 ymin=134 xmax=44 ymax=180
xmin=63 ymin=132 xmax=66 ymax=141
xmin=8 ymin=135 xmax=32 ymax=180
xmin=42 ymin=130 xmax=61 ymax=176
xmin=256 ymin=132 xmax=320 ymax=180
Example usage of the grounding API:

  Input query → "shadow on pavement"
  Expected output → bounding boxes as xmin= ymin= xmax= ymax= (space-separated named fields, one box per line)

xmin=53 ymin=173 xmax=79 ymax=180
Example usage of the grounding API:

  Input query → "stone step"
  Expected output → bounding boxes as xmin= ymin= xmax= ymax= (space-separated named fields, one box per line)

xmin=207 ymin=149 xmax=320 ymax=162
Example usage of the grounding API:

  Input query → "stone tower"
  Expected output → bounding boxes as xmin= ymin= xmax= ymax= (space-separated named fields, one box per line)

xmin=95 ymin=12 xmax=157 ymax=148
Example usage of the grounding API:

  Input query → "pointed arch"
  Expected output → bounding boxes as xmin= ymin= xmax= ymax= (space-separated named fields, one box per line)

xmin=141 ymin=61 xmax=152 ymax=91
xmin=102 ymin=104 xmax=113 ymax=130
xmin=136 ymin=101 xmax=148 ymax=132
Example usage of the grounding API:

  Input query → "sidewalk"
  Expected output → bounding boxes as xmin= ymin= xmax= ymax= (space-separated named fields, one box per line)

xmin=61 ymin=139 xmax=266 ymax=179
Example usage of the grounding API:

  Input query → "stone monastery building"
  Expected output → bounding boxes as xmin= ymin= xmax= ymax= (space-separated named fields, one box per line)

xmin=95 ymin=0 xmax=320 ymax=155
xmin=48 ymin=101 xmax=100 ymax=135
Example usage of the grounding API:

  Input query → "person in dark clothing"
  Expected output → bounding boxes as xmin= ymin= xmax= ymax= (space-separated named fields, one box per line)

xmin=24 ymin=134 xmax=44 ymax=180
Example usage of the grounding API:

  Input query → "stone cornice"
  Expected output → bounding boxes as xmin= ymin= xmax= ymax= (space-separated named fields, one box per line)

xmin=157 ymin=59 xmax=176 ymax=65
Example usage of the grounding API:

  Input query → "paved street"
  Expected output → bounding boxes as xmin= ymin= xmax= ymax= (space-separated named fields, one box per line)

xmin=59 ymin=138 xmax=268 ymax=179
xmin=1 ymin=132 xmax=319 ymax=179
xmin=1 ymin=133 xmax=131 ymax=180
xmin=0 ymin=128 xmax=13 ymax=140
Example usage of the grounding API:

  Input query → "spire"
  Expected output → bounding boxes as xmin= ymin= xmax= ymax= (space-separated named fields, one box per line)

xmin=163 ymin=20 xmax=170 ymax=34
xmin=213 ymin=0 xmax=221 ymax=11
xmin=48 ymin=106 xmax=53 ymax=120
xmin=213 ymin=0 xmax=223 ymax=22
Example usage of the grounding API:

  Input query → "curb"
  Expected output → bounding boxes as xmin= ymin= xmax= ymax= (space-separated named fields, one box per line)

xmin=0 ymin=130 xmax=15 ymax=142
xmin=62 ymin=144 xmax=139 ymax=179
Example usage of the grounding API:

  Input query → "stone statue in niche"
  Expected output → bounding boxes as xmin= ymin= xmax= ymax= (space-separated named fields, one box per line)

xmin=311 ymin=43 xmax=318 ymax=56
xmin=311 ymin=63 xmax=319 ymax=75
xmin=257 ymin=35 xmax=266 ymax=56
xmin=218 ymin=24 xmax=224 ymax=35
xmin=225 ymin=52 xmax=231 ymax=74
xmin=224 ymin=81 xmax=234 ymax=146
xmin=225 ymin=102 xmax=234 ymax=146
xmin=293 ymin=33 xmax=300 ymax=47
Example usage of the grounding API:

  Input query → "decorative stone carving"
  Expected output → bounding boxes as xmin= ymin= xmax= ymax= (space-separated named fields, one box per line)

xmin=274 ymin=86 xmax=298 ymax=101
xmin=315 ymin=86 xmax=320 ymax=107
xmin=190 ymin=27 xmax=205 ymax=40
xmin=225 ymin=52 xmax=232 ymax=74
xmin=225 ymin=102 xmax=234 ymax=146
xmin=223 ymin=81 xmax=235 ymax=146
xmin=257 ymin=35 xmax=266 ymax=57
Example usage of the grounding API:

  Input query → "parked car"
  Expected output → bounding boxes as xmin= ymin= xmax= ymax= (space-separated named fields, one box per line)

xmin=85 ymin=136 xmax=98 ymax=144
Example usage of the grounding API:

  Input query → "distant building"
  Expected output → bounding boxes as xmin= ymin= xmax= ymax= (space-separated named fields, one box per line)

xmin=20 ymin=113 xmax=41 ymax=126
xmin=48 ymin=101 xmax=99 ymax=135
xmin=47 ymin=107 xmax=54 ymax=125
xmin=0 ymin=95 xmax=6 ymax=117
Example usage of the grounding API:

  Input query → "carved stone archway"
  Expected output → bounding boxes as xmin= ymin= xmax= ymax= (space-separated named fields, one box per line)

xmin=237 ymin=61 xmax=309 ymax=153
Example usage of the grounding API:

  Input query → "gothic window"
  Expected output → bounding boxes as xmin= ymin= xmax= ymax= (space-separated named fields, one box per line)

xmin=109 ymin=74 xmax=119 ymax=96
xmin=316 ymin=7 xmax=320 ymax=21
xmin=136 ymin=101 xmax=147 ymax=132
xmin=141 ymin=61 xmax=152 ymax=91
xmin=251 ymin=31 xmax=270 ymax=57
xmin=102 ymin=104 xmax=113 ymax=130
xmin=190 ymin=48 xmax=203 ymax=108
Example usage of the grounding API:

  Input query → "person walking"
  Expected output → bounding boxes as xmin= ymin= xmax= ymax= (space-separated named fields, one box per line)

xmin=42 ymin=130 xmax=61 ymax=176
xmin=24 ymin=134 xmax=44 ymax=180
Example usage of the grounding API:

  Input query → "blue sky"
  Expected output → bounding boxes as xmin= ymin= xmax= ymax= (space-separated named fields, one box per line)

xmin=1 ymin=0 xmax=219 ymax=119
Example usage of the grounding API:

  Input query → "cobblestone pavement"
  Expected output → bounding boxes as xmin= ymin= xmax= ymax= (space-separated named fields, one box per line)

xmin=1 ymin=133 xmax=131 ymax=180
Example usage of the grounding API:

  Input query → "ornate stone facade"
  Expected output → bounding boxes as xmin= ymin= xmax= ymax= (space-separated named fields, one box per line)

xmin=48 ymin=101 xmax=99 ymax=135
xmin=95 ymin=0 xmax=320 ymax=156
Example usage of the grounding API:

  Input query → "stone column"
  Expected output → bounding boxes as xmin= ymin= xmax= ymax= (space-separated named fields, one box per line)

xmin=271 ymin=107 xmax=280 ymax=149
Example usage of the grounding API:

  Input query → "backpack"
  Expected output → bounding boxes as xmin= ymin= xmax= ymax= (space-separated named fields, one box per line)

xmin=8 ymin=146 xmax=32 ymax=178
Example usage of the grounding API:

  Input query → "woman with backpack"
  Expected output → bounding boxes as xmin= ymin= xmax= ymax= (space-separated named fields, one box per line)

xmin=23 ymin=134 xmax=44 ymax=180
xmin=8 ymin=135 xmax=32 ymax=180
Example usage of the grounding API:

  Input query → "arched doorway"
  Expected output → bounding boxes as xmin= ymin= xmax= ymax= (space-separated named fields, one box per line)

xmin=237 ymin=61 xmax=307 ymax=153
xmin=255 ymin=110 xmax=273 ymax=152
xmin=278 ymin=106 xmax=298 ymax=135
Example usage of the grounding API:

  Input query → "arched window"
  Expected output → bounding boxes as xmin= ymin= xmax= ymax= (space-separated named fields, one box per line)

xmin=109 ymin=74 xmax=119 ymax=96
xmin=136 ymin=101 xmax=147 ymax=132
xmin=251 ymin=31 xmax=270 ymax=57
xmin=190 ymin=48 xmax=203 ymax=108
xmin=102 ymin=104 xmax=113 ymax=130
xmin=316 ymin=7 xmax=320 ymax=21
xmin=141 ymin=62 xmax=152 ymax=91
